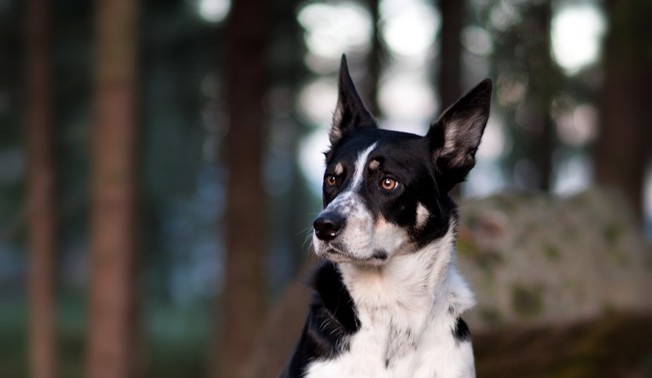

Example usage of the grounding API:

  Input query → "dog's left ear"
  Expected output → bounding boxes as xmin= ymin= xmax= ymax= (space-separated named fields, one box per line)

xmin=427 ymin=79 xmax=492 ymax=191
xmin=330 ymin=55 xmax=377 ymax=145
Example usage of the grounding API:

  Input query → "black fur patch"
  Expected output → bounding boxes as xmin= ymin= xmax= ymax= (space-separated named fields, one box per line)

xmin=281 ymin=261 xmax=360 ymax=377
xmin=452 ymin=317 xmax=471 ymax=344
xmin=312 ymin=261 xmax=360 ymax=334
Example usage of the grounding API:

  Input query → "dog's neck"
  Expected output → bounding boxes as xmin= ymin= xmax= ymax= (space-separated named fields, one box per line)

xmin=337 ymin=222 xmax=475 ymax=323
xmin=332 ymin=223 xmax=475 ymax=370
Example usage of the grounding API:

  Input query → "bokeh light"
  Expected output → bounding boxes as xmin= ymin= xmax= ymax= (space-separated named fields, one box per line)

xmin=380 ymin=0 xmax=440 ymax=57
xmin=195 ymin=0 xmax=231 ymax=23
xmin=298 ymin=2 xmax=372 ymax=60
xmin=551 ymin=3 xmax=605 ymax=74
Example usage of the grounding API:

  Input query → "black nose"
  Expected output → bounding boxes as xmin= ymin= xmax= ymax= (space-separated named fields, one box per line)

xmin=313 ymin=212 xmax=346 ymax=241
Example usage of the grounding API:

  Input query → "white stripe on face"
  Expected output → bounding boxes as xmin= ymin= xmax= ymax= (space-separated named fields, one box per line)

xmin=313 ymin=143 xmax=378 ymax=260
xmin=348 ymin=143 xmax=377 ymax=192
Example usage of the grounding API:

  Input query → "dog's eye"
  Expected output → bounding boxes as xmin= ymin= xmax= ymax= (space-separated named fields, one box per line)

xmin=325 ymin=175 xmax=338 ymax=187
xmin=380 ymin=177 xmax=399 ymax=191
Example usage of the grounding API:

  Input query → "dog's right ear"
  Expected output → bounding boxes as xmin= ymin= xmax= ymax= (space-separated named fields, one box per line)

xmin=330 ymin=55 xmax=377 ymax=145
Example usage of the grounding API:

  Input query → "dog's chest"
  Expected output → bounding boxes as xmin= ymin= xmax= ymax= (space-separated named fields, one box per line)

xmin=305 ymin=285 xmax=475 ymax=378
xmin=305 ymin=307 xmax=473 ymax=378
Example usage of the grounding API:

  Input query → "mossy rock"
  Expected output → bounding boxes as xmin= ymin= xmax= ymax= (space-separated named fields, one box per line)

xmin=457 ymin=188 xmax=652 ymax=330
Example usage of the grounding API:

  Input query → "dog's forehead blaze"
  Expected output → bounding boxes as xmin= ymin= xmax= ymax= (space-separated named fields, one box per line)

xmin=329 ymin=142 xmax=375 ymax=174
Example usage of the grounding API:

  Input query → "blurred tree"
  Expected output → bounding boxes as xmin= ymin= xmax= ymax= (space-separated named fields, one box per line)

xmin=438 ymin=0 xmax=464 ymax=112
xmin=217 ymin=0 xmax=268 ymax=377
xmin=86 ymin=0 xmax=140 ymax=377
xmin=0 ymin=0 xmax=26 ymax=241
xmin=484 ymin=1 xmax=561 ymax=191
xmin=526 ymin=1 xmax=557 ymax=192
xmin=438 ymin=0 xmax=465 ymax=198
xmin=595 ymin=0 xmax=652 ymax=220
xmin=26 ymin=0 xmax=58 ymax=377
xmin=366 ymin=0 xmax=383 ymax=116
xmin=265 ymin=0 xmax=312 ymax=291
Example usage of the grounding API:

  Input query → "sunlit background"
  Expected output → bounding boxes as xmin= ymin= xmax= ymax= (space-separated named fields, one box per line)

xmin=294 ymin=0 xmax=611 ymax=196
xmin=1 ymin=0 xmax=651 ymax=376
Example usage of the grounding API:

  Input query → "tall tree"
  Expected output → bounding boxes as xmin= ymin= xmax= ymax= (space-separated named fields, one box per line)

xmin=438 ymin=0 xmax=464 ymax=111
xmin=86 ymin=0 xmax=139 ymax=377
xmin=438 ymin=0 xmax=465 ymax=197
xmin=366 ymin=0 xmax=383 ymax=117
xmin=526 ymin=1 xmax=556 ymax=192
xmin=484 ymin=1 xmax=559 ymax=191
xmin=595 ymin=0 xmax=652 ymax=219
xmin=26 ymin=0 xmax=57 ymax=376
xmin=217 ymin=0 xmax=268 ymax=377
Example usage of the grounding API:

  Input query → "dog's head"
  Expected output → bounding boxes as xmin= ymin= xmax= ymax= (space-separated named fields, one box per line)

xmin=312 ymin=56 xmax=492 ymax=265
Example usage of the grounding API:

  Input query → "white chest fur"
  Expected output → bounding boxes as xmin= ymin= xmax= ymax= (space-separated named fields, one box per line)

xmin=305 ymin=230 xmax=476 ymax=378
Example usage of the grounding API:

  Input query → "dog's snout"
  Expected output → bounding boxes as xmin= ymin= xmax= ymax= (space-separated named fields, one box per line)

xmin=313 ymin=212 xmax=346 ymax=241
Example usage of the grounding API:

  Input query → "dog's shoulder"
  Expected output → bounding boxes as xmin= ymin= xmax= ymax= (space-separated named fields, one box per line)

xmin=310 ymin=260 xmax=360 ymax=335
xmin=282 ymin=261 xmax=360 ymax=377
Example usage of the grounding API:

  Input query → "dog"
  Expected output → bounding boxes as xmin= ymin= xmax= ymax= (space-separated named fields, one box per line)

xmin=281 ymin=56 xmax=491 ymax=378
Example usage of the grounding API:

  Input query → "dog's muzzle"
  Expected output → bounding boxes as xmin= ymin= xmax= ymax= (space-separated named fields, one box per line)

xmin=313 ymin=211 xmax=346 ymax=241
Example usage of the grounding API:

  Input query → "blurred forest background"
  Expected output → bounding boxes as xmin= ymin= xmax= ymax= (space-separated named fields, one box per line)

xmin=1 ymin=0 xmax=652 ymax=377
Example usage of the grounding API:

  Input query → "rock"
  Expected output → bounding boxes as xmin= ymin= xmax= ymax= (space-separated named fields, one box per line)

xmin=458 ymin=189 xmax=652 ymax=331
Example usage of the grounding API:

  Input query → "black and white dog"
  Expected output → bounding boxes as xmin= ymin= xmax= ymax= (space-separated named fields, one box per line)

xmin=282 ymin=56 xmax=491 ymax=378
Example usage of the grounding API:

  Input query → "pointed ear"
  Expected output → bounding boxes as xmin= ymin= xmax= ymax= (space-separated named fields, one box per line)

xmin=330 ymin=55 xmax=376 ymax=145
xmin=427 ymin=79 xmax=492 ymax=191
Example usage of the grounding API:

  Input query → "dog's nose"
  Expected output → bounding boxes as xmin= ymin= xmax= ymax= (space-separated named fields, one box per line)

xmin=313 ymin=212 xmax=345 ymax=241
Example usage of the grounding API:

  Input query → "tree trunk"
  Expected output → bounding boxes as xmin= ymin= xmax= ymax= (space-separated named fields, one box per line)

xmin=504 ymin=2 xmax=557 ymax=192
xmin=529 ymin=2 xmax=555 ymax=192
xmin=86 ymin=0 xmax=139 ymax=377
xmin=26 ymin=0 xmax=57 ymax=376
xmin=595 ymin=0 xmax=652 ymax=220
xmin=366 ymin=0 xmax=382 ymax=117
xmin=218 ymin=0 xmax=268 ymax=377
xmin=438 ymin=0 xmax=464 ymax=112
xmin=438 ymin=0 xmax=464 ymax=197
xmin=532 ymin=1 xmax=559 ymax=192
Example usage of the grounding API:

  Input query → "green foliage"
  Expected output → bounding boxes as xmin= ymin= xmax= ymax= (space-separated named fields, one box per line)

xmin=0 ymin=299 xmax=28 ymax=378
xmin=478 ymin=306 xmax=504 ymax=326
xmin=0 ymin=294 xmax=210 ymax=378
xmin=511 ymin=283 xmax=544 ymax=318
xmin=602 ymin=222 xmax=624 ymax=247
xmin=142 ymin=301 xmax=211 ymax=378
xmin=543 ymin=243 xmax=560 ymax=261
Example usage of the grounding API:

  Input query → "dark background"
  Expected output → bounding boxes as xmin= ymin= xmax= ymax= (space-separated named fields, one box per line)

xmin=1 ymin=0 xmax=651 ymax=377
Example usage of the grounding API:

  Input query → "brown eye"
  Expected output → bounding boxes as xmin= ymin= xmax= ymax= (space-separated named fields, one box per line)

xmin=325 ymin=175 xmax=337 ymax=187
xmin=380 ymin=177 xmax=399 ymax=191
